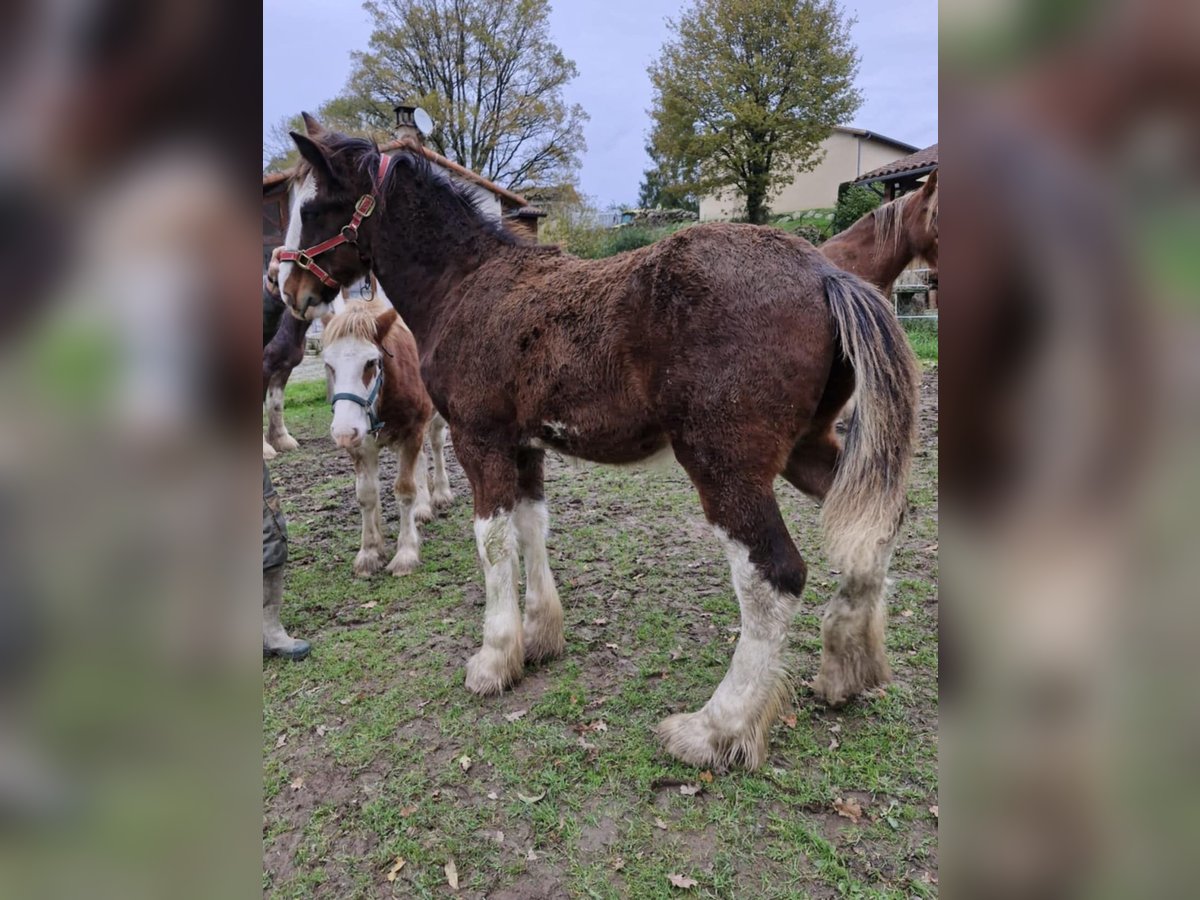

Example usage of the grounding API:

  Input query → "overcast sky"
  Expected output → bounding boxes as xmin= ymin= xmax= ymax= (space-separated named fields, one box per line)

xmin=263 ymin=0 xmax=937 ymax=207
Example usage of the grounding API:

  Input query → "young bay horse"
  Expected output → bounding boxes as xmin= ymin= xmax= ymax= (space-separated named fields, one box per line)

xmin=321 ymin=301 xmax=453 ymax=577
xmin=278 ymin=117 xmax=919 ymax=770
xmin=820 ymin=171 xmax=939 ymax=293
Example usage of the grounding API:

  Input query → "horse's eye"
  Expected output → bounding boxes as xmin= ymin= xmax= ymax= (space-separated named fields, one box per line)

xmin=364 ymin=359 xmax=377 ymax=374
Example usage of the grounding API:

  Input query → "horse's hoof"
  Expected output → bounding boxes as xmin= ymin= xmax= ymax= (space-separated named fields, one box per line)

xmin=413 ymin=503 xmax=434 ymax=523
xmin=270 ymin=433 xmax=300 ymax=453
xmin=656 ymin=710 xmax=766 ymax=772
xmin=387 ymin=547 xmax=419 ymax=576
xmin=263 ymin=638 xmax=311 ymax=661
xmin=353 ymin=548 xmax=386 ymax=578
xmin=465 ymin=645 xmax=524 ymax=696
xmin=262 ymin=439 xmax=278 ymax=461
xmin=432 ymin=489 xmax=454 ymax=509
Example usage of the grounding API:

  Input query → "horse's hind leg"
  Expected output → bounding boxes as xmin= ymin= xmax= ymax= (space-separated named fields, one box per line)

xmin=455 ymin=432 xmax=524 ymax=694
xmin=428 ymin=413 xmax=454 ymax=509
xmin=388 ymin=431 xmax=423 ymax=575
xmin=514 ymin=449 xmax=564 ymax=664
xmin=412 ymin=442 xmax=434 ymax=523
xmin=782 ymin=430 xmax=841 ymax=500
xmin=658 ymin=460 xmax=805 ymax=770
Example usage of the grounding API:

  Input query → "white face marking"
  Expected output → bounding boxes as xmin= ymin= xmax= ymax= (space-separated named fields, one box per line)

xmin=323 ymin=335 xmax=381 ymax=447
xmin=280 ymin=173 xmax=327 ymax=319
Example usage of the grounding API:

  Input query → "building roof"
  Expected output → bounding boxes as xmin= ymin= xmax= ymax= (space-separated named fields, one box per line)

xmin=854 ymin=143 xmax=938 ymax=184
xmin=262 ymin=139 xmax=532 ymax=209
xmin=834 ymin=126 xmax=920 ymax=154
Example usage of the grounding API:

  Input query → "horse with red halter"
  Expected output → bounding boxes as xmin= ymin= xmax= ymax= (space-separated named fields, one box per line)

xmin=820 ymin=171 xmax=939 ymax=293
xmin=320 ymin=301 xmax=453 ymax=577
xmin=278 ymin=115 xmax=918 ymax=770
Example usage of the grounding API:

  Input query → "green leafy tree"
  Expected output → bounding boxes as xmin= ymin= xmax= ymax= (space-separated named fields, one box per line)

xmin=832 ymin=182 xmax=881 ymax=233
xmin=637 ymin=147 xmax=699 ymax=212
xmin=647 ymin=0 xmax=862 ymax=224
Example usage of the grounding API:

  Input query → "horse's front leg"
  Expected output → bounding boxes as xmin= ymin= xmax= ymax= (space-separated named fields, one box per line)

xmin=455 ymin=433 xmax=524 ymax=695
xmin=349 ymin=442 xmax=387 ymax=577
xmin=515 ymin=448 xmax=564 ymax=664
xmin=387 ymin=430 xmax=423 ymax=575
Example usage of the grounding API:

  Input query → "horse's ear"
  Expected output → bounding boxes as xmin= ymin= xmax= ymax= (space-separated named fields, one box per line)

xmin=924 ymin=169 xmax=938 ymax=192
xmin=290 ymin=131 xmax=339 ymax=187
xmin=300 ymin=112 xmax=325 ymax=136
xmin=374 ymin=308 xmax=399 ymax=345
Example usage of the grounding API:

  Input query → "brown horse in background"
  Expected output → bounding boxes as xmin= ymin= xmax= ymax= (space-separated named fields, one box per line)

xmin=279 ymin=118 xmax=918 ymax=770
xmin=821 ymin=171 xmax=939 ymax=292
xmin=321 ymin=301 xmax=453 ymax=577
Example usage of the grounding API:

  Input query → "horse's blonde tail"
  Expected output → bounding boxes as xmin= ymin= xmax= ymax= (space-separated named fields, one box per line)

xmin=813 ymin=271 xmax=920 ymax=705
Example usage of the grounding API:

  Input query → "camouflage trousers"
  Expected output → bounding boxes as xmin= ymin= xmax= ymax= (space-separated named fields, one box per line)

xmin=263 ymin=461 xmax=288 ymax=571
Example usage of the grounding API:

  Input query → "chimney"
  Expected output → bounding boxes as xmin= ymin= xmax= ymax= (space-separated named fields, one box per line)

xmin=393 ymin=104 xmax=421 ymax=143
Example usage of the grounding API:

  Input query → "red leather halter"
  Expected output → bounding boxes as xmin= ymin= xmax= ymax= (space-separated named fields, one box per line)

xmin=278 ymin=154 xmax=391 ymax=290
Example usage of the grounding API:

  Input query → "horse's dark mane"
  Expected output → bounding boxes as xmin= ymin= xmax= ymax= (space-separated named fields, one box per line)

xmin=313 ymin=132 xmax=523 ymax=247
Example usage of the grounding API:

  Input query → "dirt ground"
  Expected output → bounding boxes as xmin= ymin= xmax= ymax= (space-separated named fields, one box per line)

xmin=263 ymin=366 xmax=938 ymax=899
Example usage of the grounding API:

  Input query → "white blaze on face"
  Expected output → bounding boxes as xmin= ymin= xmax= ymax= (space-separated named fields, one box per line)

xmin=323 ymin=335 xmax=381 ymax=448
xmin=279 ymin=173 xmax=324 ymax=318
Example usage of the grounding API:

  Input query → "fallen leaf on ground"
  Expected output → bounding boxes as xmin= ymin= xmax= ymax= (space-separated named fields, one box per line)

xmin=484 ymin=829 xmax=504 ymax=844
xmin=444 ymin=859 xmax=458 ymax=889
xmin=828 ymin=737 xmax=840 ymax=751
xmin=653 ymin=817 xmax=669 ymax=830
xmin=679 ymin=784 xmax=702 ymax=796
xmin=315 ymin=724 xmax=327 ymax=737
xmin=458 ymin=754 xmax=472 ymax=773
xmin=487 ymin=791 xmax=498 ymax=800
xmin=900 ymin=609 xmax=914 ymax=617
xmin=829 ymin=723 xmax=842 ymax=733
xmin=526 ymin=848 xmax=539 ymax=861
xmin=360 ymin=601 xmax=377 ymax=609
xmin=290 ymin=777 xmax=304 ymax=791
xmin=399 ymin=804 xmax=418 ymax=817
xmin=592 ymin=617 xmax=609 ymax=625
xmin=668 ymin=873 xmax=699 ymax=889
xmin=612 ymin=857 xmax=625 ymax=870
xmin=504 ymin=709 xmax=528 ymax=722
xmin=605 ymin=642 xmax=620 ymax=651
xmin=781 ymin=713 xmax=798 ymax=729
xmin=275 ymin=734 xmax=287 ymax=748
xmin=698 ymin=771 xmax=714 ymax=783
xmin=929 ymin=805 xmax=939 ymax=818
xmin=517 ymin=790 xmax=546 ymax=804
xmin=385 ymin=857 xmax=406 ymax=881
xmin=833 ymin=796 xmax=863 ymax=823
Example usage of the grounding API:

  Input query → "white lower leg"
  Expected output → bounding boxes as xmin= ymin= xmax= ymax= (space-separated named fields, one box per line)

xmin=514 ymin=500 xmax=564 ymax=662
xmin=430 ymin=417 xmax=453 ymax=507
xmin=658 ymin=529 xmax=798 ymax=770
xmin=388 ymin=452 xmax=421 ymax=576
xmin=465 ymin=512 xmax=524 ymax=694
xmin=350 ymin=444 xmax=387 ymax=576
xmin=262 ymin=435 xmax=277 ymax=460
xmin=812 ymin=569 xmax=891 ymax=706
xmin=413 ymin=446 xmax=433 ymax=521
xmin=266 ymin=382 xmax=299 ymax=451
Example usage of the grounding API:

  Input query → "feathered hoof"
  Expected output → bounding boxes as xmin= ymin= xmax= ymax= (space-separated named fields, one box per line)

xmin=523 ymin=619 xmax=565 ymax=664
xmin=387 ymin=546 xmax=420 ymax=576
xmin=465 ymin=644 xmax=524 ymax=696
xmin=432 ymin=488 xmax=454 ymax=510
xmin=270 ymin=432 xmax=300 ymax=453
xmin=353 ymin=547 xmax=387 ymax=578
xmin=262 ymin=438 xmax=278 ymax=461
xmin=811 ymin=652 xmax=891 ymax=708
xmin=413 ymin=503 xmax=434 ymax=523
xmin=656 ymin=710 xmax=768 ymax=772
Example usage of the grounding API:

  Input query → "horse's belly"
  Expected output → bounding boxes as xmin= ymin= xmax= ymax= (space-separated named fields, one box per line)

xmin=525 ymin=418 xmax=670 ymax=467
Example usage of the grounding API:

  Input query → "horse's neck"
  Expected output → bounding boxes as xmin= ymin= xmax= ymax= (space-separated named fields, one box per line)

xmin=824 ymin=208 xmax=913 ymax=291
xmin=367 ymin=193 xmax=507 ymax=346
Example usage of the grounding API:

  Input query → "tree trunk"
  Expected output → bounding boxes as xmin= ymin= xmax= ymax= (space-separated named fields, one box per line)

xmin=745 ymin=189 xmax=769 ymax=224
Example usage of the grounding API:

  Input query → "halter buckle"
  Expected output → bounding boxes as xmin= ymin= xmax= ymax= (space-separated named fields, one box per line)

xmin=296 ymin=251 xmax=313 ymax=270
xmin=355 ymin=195 xmax=376 ymax=217
xmin=340 ymin=224 xmax=358 ymax=243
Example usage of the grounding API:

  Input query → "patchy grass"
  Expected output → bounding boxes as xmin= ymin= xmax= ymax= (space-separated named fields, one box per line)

xmin=263 ymin=369 xmax=939 ymax=898
xmin=903 ymin=320 xmax=939 ymax=363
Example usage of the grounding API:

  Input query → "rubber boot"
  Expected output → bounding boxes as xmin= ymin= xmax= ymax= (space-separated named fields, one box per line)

xmin=263 ymin=566 xmax=310 ymax=660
